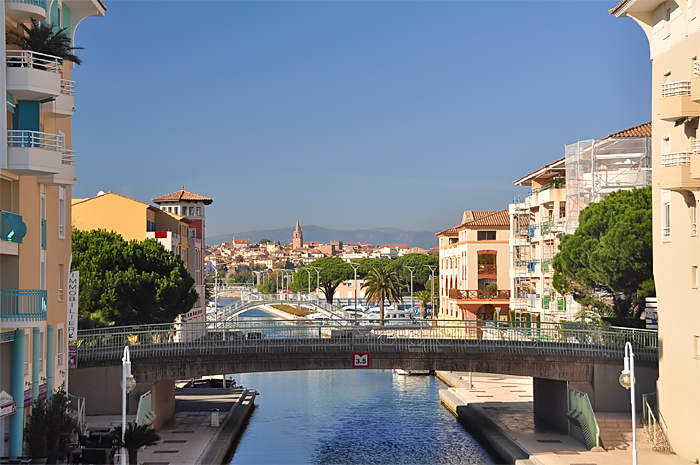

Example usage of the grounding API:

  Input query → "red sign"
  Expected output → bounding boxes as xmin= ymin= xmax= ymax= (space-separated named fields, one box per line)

xmin=0 ymin=402 xmax=16 ymax=418
xmin=23 ymin=389 xmax=31 ymax=408
xmin=38 ymin=383 xmax=48 ymax=400
xmin=352 ymin=352 xmax=370 ymax=368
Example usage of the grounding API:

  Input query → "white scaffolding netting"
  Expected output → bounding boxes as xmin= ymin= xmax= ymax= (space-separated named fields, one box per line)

xmin=565 ymin=136 xmax=651 ymax=233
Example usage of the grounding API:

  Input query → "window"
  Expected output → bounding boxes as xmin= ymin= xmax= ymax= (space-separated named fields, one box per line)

xmin=196 ymin=207 xmax=202 ymax=216
xmin=663 ymin=202 xmax=671 ymax=241
xmin=25 ymin=336 xmax=29 ymax=375
xmin=189 ymin=207 xmax=194 ymax=216
xmin=58 ymin=264 xmax=64 ymax=300
xmin=665 ymin=8 xmax=672 ymax=38
xmin=39 ymin=331 xmax=44 ymax=372
xmin=58 ymin=187 xmax=65 ymax=239
xmin=690 ymin=193 xmax=697 ymax=237
xmin=57 ymin=328 xmax=64 ymax=367
xmin=477 ymin=231 xmax=496 ymax=241
xmin=693 ymin=266 xmax=698 ymax=289
xmin=189 ymin=228 xmax=196 ymax=238
xmin=182 ymin=248 xmax=187 ymax=263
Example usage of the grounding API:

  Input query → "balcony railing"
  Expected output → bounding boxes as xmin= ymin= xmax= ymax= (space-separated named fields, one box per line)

xmin=448 ymin=289 xmax=511 ymax=300
xmin=695 ymin=61 xmax=700 ymax=77
xmin=1 ymin=211 xmax=27 ymax=244
xmin=1 ymin=289 xmax=48 ymax=322
xmin=62 ymin=150 xmax=75 ymax=165
xmin=478 ymin=264 xmax=496 ymax=275
xmin=6 ymin=49 xmax=60 ymax=73
xmin=60 ymin=79 xmax=75 ymax=95
xmin=661 ymin=152 xmax=692 ymax=167
xmin=8 ymin=130 xmax=64 ymax=151
xmin=662 ymin=81 xmax=691 ymax=97
xmin=5 ymin=0 xmax=46 ymax=7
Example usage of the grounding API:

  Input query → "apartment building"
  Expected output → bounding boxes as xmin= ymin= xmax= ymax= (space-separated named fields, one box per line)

xmin=152 ymin=187 xmax=212 ymax=323
xmin=72 ymin=191 xmax=206 ymax=320
xmin=0 ymin=0 xmax=105 ymax=458
xmin=612 ymin=0 xmax=700 ymax=459
xmin=436 ymin=210 xmax=511 ymax=322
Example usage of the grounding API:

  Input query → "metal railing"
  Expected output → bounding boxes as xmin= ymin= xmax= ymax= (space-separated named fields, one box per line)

xmin=660 ymin=152 xmax=692 ymax=167
xmin=7 ymin=130 xmax=64 ymax=151
xmin=661 ymin=81 xmax=692 ymax=97
xmin=642 ymin=392 xmax=669 ymax=450
xmin=694 ymin=60 xmax=700 ymax=77
xmin=477 ymin=264 xmax=496 ymax=275
xmin=1 ymin=289 xmax=48 ymax=322
xmin=60 ymin=79 xmax=75 ymax=95
xmin=693 ymin=138 xmax=700 ymax=153
xmin=448 ymin=289 xmax=510 ymax=300
xmin=75 ymin=319 xmax=658 ymax=363
xmin=5 ymin=0 xmax=47 ymax=8
xmin=6 ymin=49 xmax=60 ymax=73
xmin=68 ymin=393 xmax=86 ymax=434
xmin=568 ymin=389 xmax=600 ymax=450
xmin=62 ymin=150 xmax=75 ymax=165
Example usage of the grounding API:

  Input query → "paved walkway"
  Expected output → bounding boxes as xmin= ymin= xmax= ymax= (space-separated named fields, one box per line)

xmin=437 ymin=372 xmax=692 ymax=465
xmin=84 ymin=388 xmax=247 ymax=465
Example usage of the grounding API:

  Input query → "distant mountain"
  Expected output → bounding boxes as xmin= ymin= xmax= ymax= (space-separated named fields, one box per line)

xmin=207 ymin=226 xmax=439 ymax=250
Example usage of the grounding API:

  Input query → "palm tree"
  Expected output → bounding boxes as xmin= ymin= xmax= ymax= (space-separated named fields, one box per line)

xmin=362 ymin=266 xmax=402 ymax=325
xmin=111 ymin=422 xmax=160 ymax=465
xmin=6 ymin=18 xmax=83 ymax=65
xmin=415 ymin=290 xmax=431 ymax=319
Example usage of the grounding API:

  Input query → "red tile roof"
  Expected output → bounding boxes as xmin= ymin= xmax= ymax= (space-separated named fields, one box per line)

xmin=609 ymin=0 xmax=628 ymax=15
xmin=435 ymin=226 xmax=459 ymax=237
xmin=152 ymin=186 xmax=213 ymax=205
xmin=601 ymin=121 xmax=651 ymax=139
xmin=463 ymin=210 xmax=510 ymax=228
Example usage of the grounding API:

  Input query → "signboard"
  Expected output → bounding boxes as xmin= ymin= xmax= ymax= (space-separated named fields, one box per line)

xmin=646 ymin=297 xmax=658 ymax=330
xmin=352 ymin=352 xmax=370 ymax=368
xmin=68 ymin=345 xmax=77 ymax=369
xmin=38 ymin=383 xmax=47 ymax=400
xmin=23 ymin=389 xmax=31 ymax=408
xmin=0 ymin=331 xmax=14 ymax=344
xmin=67 ymin=271 xmax=79 ymax=341
xmin=0 ymin=402 xmax=16 ymax=418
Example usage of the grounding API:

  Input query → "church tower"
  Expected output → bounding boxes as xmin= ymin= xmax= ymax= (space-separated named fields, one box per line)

xmin=293 ymin=220 xmax=304 ymax=249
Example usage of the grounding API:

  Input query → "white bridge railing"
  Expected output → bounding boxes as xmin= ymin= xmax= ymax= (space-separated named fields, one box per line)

xmin=75 ymin=320 xmax=658 ymax=363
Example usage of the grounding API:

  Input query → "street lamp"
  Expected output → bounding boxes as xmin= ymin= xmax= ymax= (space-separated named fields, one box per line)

xmin=309 ymin=266 xmax=321 ymax=298
xmin=424 ymin=265 xmax=437 ymax=320
xmin=121 ymin=346 xmax=136 ymax=465
xmin=302 ymin=267 xmax=314 ymax=296
xmin=349 ymin=262 xmax=359 ymax=326
xmin=405 ymin=266 xmax=415 ymax=317
xmin=619 ymin=341 xmax=637 ymax=465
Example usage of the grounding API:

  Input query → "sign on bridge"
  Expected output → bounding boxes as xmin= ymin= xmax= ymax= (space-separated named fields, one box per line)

xmin=353 ymin=352 xmax=370 ymax=368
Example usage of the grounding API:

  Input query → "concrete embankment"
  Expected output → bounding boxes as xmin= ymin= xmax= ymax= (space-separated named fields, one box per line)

xmin=436 ymin=371 xmax=693 ymax=465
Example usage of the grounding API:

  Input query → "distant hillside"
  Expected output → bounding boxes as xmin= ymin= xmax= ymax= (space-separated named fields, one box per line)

xmin=207 ymin=226 xmax=439 ymax=250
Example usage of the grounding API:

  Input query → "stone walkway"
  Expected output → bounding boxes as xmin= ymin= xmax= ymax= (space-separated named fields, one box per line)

xmin=437 ymin=371 xmax=692 ymax=465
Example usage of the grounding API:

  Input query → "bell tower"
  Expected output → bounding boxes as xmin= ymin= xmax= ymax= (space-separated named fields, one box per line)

xmin=293 ymin=220 xmax=303 ymax=249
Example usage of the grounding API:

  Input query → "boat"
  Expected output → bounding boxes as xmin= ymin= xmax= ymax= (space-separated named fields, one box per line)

xmin=394 ymin=369 xmax=431 ymax=376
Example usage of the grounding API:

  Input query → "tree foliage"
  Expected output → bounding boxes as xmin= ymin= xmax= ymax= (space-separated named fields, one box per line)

xmin=111 ymin=422 xmax=160 ymax=465
xmin=394 ymin=254 xmax=438 ymax=291
xmin=293 ymin=257 xmax=352 ymax=303
xmin=72 ymin=229 xmax=198 ymax=328
xmin=553 ymin=187 xmax=653 ymax=324
xmin=6 ymin=18 xmax=83 ymax=65
xmin=362 ymin=267 xmax=403 ymax=324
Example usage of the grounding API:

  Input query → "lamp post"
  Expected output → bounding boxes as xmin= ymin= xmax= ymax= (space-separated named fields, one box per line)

xmin=424 ymin=265 xmax=437 ymax=320
xmin=619 ymin=341 xmax=637 ymax=465
xmin=309 ymin=266 xmax=321 ymax=298
xmin=405 ymin=266 xmax=415 ymax=316
xmin=349 ymin=262 xmax=359 ymax=326
xmin=303 ymin=268 xmax=313 ymax=296
xmin=121 ymin=347 xmax=136 ymax=465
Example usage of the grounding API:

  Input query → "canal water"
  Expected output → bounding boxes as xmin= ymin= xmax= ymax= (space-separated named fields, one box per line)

xmin=217 ymin=299 xmax=498 ymax=465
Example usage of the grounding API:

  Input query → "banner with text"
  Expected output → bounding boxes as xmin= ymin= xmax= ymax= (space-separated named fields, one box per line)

xmin=68 ymin=271 xmax=79 ymax=341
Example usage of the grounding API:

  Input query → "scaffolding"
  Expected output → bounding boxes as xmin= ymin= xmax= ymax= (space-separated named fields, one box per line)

xmin=565 ymin=136 xmax=651 ymax=233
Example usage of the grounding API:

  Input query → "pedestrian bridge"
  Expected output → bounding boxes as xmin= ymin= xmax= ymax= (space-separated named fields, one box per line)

xmin=74 ymin=320 xmax=658 ymax=385
xmin=213 ymin=293 xmax=346 ymax=321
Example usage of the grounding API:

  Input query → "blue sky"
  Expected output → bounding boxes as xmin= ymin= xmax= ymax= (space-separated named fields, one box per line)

xmin=70 ymin=0 xmax=651 ymax=238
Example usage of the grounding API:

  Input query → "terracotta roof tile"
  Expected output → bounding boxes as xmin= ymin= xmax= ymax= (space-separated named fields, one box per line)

xmin=463 ymin=210 xmax=510 ymax=228
xmin=152 ymin=186 xmax=213 ymax=205
xmin=601 ymin=121 xmax=651 ymax=139
xmin=435 ymin=226 xmax=459 ymax=237
xmin=609 ymin=0 xmax=628 ymax=15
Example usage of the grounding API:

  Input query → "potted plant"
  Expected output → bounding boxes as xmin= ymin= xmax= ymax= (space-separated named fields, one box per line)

xmin=6 ymin=18 xmax=83 ymax=66
xmin=45 ymin=387 xmax=77 ymax=462
xmin=24 ymin=399 xmax=48 ymax=463
xmin=111 ymin=422 xmax=161 ymax=465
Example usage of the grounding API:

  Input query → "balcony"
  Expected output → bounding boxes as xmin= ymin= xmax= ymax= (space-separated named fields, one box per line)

xmin=43 ymin=80 xmax=75 ymax=117
xmin=7 ymin=130 xmax=64 ymax=176
xmin=693 ymin=61 xmax=700 ymax=102
xmin=477 ymin=264 xmax=496 ymax=275
xmin=448 ymin=289 xmax=511 ymax=300
xmin=1 ymin=289 xmax=48 ymax=324
xmin=660 ymin=81 xmax=700 ymax=122
xmin=6 ymin=50 xmax=61 ymax=100
xmin=5 ymin=0 xmax=46 ymax=23
xmin=37 ymin=151 xmax=77 ymax=185
xmin=660 ymin=152 xmax=700 ymax=190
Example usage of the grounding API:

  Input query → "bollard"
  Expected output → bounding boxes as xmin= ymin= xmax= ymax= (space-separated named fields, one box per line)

xmin=211 ymin=408 xmax=219 ymax=427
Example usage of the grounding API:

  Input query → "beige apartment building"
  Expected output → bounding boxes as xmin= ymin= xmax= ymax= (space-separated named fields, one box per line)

xmin=612 ymin=0 xmax=700 ymax=460
xmin=436 ymin=210 xmax=512 ymax=322
xmin=0 ymin=0 xmax=105 ymax=458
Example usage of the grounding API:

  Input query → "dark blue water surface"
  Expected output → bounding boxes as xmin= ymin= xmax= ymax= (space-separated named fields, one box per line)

xmin=229 ymin=370 xmax=497 ymax=465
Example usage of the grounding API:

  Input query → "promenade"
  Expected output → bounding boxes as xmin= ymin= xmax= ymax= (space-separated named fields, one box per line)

xmin=437 ymin=371 xmax=692 ymax=465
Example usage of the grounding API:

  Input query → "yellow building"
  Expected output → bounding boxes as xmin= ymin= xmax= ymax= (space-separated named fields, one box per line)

xmin=0 ymin=0 xmax=105 ymax=458
xmin=436 ymin=210 xmax=512 ymax=322
xmin=612 ymin=0 xmax=700 ymax=460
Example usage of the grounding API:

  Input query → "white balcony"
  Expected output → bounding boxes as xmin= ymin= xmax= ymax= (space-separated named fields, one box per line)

xmin=37 ymin=151 xmax=76 ymax=185
xmin=5 ymin=0 xmax=47 ymax=23
xmin=7 ymin=130 xmax=64 ymax=176
xmin=660 ymin=152 xmax=700 ymax=190
xmin=43 ymin=80 xmax=75 ymax=117
xmin=6 ymin=50 xmax=61 ymax=100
